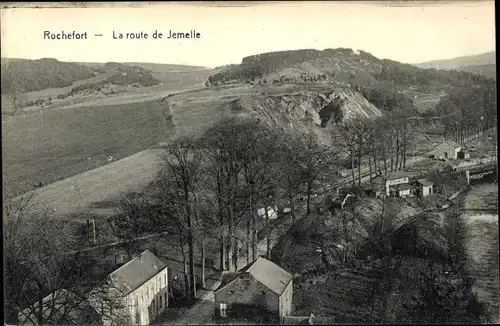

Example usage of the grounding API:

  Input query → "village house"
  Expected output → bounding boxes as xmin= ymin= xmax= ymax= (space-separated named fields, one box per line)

xmin=214 ymin=257 xmax=293 ymax=324
xmin=414 ymin=178 xmax=434 ymax=197
xmin=389 ymin=183 xmax=413 ymax=198
xmin=99 ymin=249 xmax=170 ymax=326
xmin=430 ymin=140 xmax=461 ymax=160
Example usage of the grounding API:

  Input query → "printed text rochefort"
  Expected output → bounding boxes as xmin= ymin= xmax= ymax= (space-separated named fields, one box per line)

xmin=44 ymin=31 xmax=88 ymax=40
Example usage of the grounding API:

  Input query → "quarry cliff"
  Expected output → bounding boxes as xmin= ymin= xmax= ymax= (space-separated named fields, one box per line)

xmin=223 ymin=87 xmax=382 ymax=144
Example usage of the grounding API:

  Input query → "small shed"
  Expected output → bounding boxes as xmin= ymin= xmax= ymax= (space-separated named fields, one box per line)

xmin=414 ymin=178 xmax=434 ymax=197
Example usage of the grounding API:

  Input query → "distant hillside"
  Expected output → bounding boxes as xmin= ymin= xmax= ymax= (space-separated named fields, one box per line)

xmin=102 ymin=62 xmax=161 ymax=86
xmin=415 ymin=52 xmax=495 ymax=70
xmin=458 ymin=64 xmax=496 ymax=79
xmin=207 ymin=48 xmax=492 ymax=93
xmin=1 ymin=58 xmax=95 ymax=94
xmin=206 ymin=48 xmax=494 ymax=115
xmin=122 ymin=62 xmax=209 ymax=72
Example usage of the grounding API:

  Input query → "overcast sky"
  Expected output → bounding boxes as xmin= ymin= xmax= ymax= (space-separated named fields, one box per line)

xmin=0 ymin=1 xmax=495 ymax=68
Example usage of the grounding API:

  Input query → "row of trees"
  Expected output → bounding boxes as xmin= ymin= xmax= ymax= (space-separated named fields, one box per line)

xmin=113 ymin=116 xmax=336 ymax=300
xmin=436 ymin=83 xmax=497 ymax=143
xmin=336 ymin=112 xmax=418 ymax=186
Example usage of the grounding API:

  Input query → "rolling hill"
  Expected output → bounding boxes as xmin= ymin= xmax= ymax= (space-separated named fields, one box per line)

xmin=209 ymin=48 xmax=493 ymax=90
xmin=206 ymin=48 xmax=494 ymax=113
xmin=415 ymin=51 xmax=495 ymax=79
xmin=1 ymin=58 xmax=96 ymax=94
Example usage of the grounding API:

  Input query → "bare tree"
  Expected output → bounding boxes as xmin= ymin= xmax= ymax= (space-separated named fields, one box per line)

xmin=113 ymin=192 xmax=151 ymax=257
xmin=158 ymin=136 xmax=203 ymax=299
xmin=4 ymin=196 xmax=126 ymax=326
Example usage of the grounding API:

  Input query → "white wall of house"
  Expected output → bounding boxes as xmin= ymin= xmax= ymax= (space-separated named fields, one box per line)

xmin=278 ymin=280 xmax=293 ymax=322
xmin=399 ymin=188 xmax=411 ymax=197
xmin=121 ymin=267 xmax=169 ymax=325
xmin=422 ymin=185 xmax=433 ymax=197
xmin=385 ymin=177 xmax=409 ymax=195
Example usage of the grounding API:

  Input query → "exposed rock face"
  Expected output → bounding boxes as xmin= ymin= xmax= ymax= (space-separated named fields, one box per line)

xmin=229 ymin=88 xmax=382 ymax=144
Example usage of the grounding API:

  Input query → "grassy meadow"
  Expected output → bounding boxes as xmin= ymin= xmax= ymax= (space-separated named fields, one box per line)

xmin=3 ymin=100 xmax=174 ymax=198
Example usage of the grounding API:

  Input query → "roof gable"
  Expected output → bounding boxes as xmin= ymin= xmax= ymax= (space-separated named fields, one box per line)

xmin=108 ymin=250 xmax=167 ymax=296
xmin=247 ymin=257 xmax=293 ymax=295
xmin=215 ymin=257 xmax=293 ymax=295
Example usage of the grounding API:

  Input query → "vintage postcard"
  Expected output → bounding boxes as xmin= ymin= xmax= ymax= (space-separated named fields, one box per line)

xmin=2 ymin=1 xmax=497 ymax=325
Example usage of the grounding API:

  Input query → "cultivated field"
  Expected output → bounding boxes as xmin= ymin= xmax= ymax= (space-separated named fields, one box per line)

xmin=3 ymin=100 xmax=173 ymax=198
xmin=12 ymin=149 xmax=166 ymax=218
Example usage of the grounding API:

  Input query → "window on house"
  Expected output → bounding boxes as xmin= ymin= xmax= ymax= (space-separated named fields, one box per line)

xmin=135 ymin=312 xmax=140 ymax=325
xmin=165 ymin=293 xmax=168 ymax=307
xmin=159 ymin=295 xmax=162 ymax=308
xmin=152 ymin=298 xmax=155 ymax=312
xmin=220 ymin=303 xmax=227 ymax=317
xmin=228 ymin=290 xmax=233 ymax=294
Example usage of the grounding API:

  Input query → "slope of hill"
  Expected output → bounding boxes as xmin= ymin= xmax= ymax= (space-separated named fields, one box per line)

xmin=458 ymin=64 xmax=496 ymax=79
xmin=123 ymin=62 xmax=209 ymax=72
xmin=1 ymin=58 xmax=95 ymax=94
xmin=415 ymin=52 xmax=495 ymax=71
xmin=206 ymin=48 xmax=494 ymax=114
xmin=208 ymin=48 xmax=492 ymax=91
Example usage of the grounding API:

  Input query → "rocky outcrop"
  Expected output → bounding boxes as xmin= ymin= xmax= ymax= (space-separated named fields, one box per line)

xmin=229 ymin=88 xmax=382 ymax=143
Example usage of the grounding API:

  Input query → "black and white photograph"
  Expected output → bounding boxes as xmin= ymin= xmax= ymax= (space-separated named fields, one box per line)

xmin=2 ymin=1 xmax=498 ymax=325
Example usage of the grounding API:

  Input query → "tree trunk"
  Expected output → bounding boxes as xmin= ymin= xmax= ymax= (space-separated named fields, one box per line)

xmin=265 ymin=207 xmax=271 ymax=259
xmin=357 ymin=135 xmax=363 ymax=186
xmin=182 ymin=249 xmax=189 ymax=297
xmin=306 ymin=180 xmax=312 ymax=215
xmin=395 ymin=133 xmax=400 ymax=172
xmin=234 ymin=238 xmax=239 ymax=271
xmin=201 ymin=240 xmax=206 ymax=289
xmin=368 ymin=155 xmax=373 ymax=180
xmin=219 ymin=234 xmax=226 ymax=271
xmin=246 ymin=216 xmax=250 ymax=265
xmin=351 ymin=151 xmax=356 ymax=187
xmin=252 ymin=211 xmax=257 ymax=261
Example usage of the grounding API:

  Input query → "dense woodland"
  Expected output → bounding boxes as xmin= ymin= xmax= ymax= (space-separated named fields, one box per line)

xmin=1 ymin=58 xmax=95 ymax=94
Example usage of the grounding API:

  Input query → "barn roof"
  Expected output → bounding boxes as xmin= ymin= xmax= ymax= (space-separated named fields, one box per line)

xmin=108 ymin=250 xmax=167 ymax=296
xmin=215 ymin=257 xmax=293 ymax=296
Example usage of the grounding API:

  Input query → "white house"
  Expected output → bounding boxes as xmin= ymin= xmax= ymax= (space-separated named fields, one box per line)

xmin=100 ymin=250 xmax=170 ymax=325
xmin=257 ymin=206 xmax=278 ymax=220
xmin=384 ymin=172 xmax=416 ymax=196
xmin=431 ymin=140 xmax=461 ymax=160
xmin=414 ymin=178 xmax=434 ymax=197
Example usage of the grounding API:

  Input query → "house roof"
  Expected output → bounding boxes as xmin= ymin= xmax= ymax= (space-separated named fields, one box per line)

xmin=387 ymin=171 xmax=417 ymax=180
xmin=215 ymin=257 xmax=293 ymax=296
xmin=416 ymin=178 xmax=434 ymax=186
xmin=108 ymin=249 xmax=167 ymax=296
xmin=432 ymin=140 xmax=461 ymax=154
xmin=390 ymin=183 xmax=413 ymax=191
